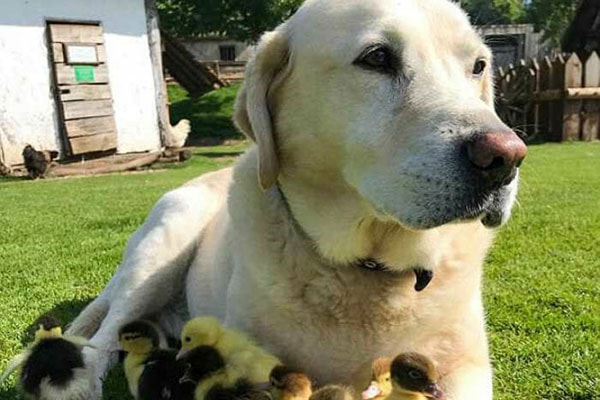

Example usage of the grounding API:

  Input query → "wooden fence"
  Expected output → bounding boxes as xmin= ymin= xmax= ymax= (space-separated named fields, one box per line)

xmin=161 ymin=32 xmax=227 ymax=97
xmin=496 ymin=51 xmax=600 ymax=142
xmin=200 ymin=61 xmax=246 ymax=85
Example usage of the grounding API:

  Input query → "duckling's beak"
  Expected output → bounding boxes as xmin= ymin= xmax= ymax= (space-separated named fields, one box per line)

xmin=424 ymin=383 xmax=444 ymax=400
xmin=176 ymin=349 xmax=188 ymax=361
xmin=362 ymin=382 xmax=382 ymax=400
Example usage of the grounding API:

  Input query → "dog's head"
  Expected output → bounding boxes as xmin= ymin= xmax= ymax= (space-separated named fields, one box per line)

xmin=235 ymin=0 xmax=526 ymax=230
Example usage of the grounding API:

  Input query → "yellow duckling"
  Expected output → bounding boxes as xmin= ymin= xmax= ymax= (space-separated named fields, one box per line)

xmin=388 ymin=353 xmax=444 ymax=400
xmin=362 ymin=358 xmax=392 ymax=400
xmin=177 ymin=317 xmax=281 ymax=399
xmin=0 ymin=316 xmax=94 ymax=400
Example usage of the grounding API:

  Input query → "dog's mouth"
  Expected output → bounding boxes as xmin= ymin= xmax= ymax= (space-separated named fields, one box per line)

xmin=457 ymin=185 xmax=514 ymax=228
xmin=398 ymin=187 xmax=512 ymax=230
xmin=449 ymin=194 xmax=506 ymax=228
xmin=366 ymin=166 xmax=518 ymax=230
xmin=401 ymin=192 xmax=495 ymax=229
xmin=480 ymin=208 xmax=504 ymax=228
xmin=454 ymin=195 xmax=497 ymax=225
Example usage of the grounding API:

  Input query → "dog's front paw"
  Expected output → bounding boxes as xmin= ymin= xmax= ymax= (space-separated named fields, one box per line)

xmin=81 ymin=346 xmax=110 ymax=400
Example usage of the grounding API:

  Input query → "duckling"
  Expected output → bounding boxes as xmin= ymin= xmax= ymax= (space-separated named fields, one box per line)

xmin=177 ymin=317 xmax=280 ymax=389
xmin=119 ymin=320 xmax=185 ymax=400
xmin=0 ymin=315 xmax=94 ymax=400
xmin=362 ymin=358 xmax=392 ymax=400
xmin=205 ymin=378 xmax=271 ymax=400
xmin=269 ymin=365 xmax=312 ymax=400
xmin=309 ymin=385 xmax=354 ymax=400
xmin=388 ymin=353 xmax=444 ymax=400
xmin=178 ymin=345 xmax=227 ymax=399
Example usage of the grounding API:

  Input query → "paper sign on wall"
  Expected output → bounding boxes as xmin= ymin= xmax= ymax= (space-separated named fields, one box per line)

xmin=66 ymin=44 xmax=98 ymax=64
xmin=74 ymin=66 xmax=95 ymax=83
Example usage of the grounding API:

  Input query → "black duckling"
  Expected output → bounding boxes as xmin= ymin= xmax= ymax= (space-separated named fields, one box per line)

xmin=0 ymin=315 xmax=94 ymax=400
xmin=178 ymin=345 xmax=227 ymax=399
xmin=119 ymin=320 xmax=186 ymax=400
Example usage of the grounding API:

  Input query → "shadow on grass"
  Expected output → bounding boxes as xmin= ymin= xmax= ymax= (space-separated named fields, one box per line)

xmin=0 ymin=176 xmax=28 ymax=184
xmin=19 ymin=298 xmax=94 ymax=346
xmin=200 ymin=151 xmax=245 ymax=159
xmin=0 ymin=385 xmax=24 ymax=399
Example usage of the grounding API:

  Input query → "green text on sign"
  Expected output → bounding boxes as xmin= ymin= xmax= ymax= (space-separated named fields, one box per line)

xmin=74 ymin=65 xmax=95 ymax=83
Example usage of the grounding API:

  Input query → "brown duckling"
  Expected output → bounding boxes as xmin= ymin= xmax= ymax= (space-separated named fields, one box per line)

xmin=388 ymin=353 xmax=444 ymax=400
xmin=269 ymin=365 xmax=313 ymax=400
xmin=309 ymin=385 xmax=354 ymax=400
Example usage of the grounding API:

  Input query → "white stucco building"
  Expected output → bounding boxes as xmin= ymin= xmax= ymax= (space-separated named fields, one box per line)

xmin=181 ymin=36 xmax=255 ymax=62
xmin=0 ymin=0 xmax=168 ymax=167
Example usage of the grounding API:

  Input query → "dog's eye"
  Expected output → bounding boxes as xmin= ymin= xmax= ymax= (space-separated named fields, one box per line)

xmin=472 ymin=59 xmax=487 ymax=76
xmin=355 ymin=46 xmax=395 ymax=73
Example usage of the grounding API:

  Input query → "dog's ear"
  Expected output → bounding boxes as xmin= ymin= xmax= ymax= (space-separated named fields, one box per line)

xmin=234 ymin=29 xmax=290 ymax=190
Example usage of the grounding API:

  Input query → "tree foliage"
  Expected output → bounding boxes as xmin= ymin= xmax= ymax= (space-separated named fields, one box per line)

xmin=458 ymin=0 xmax=579 ymax=47
xmin=157 ymin=0 xmax=579 ymax=48
xmin=459 ymin=0 xmax=525 ymax=25
xmin=525 ymin=0 xmax=578 ymax=47
xmin=157 ymin=0 xmax=303 ymax=43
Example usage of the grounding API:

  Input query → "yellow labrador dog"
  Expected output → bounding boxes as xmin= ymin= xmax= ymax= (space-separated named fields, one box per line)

xmin=69 ymin=0 xmax=526 ymax=398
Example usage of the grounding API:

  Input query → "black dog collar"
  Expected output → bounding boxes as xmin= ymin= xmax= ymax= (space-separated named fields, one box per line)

xmin=276 ymin=186 xmax=435 ymax=293
xmin=357 ymin=258 xmax=434 ymax=292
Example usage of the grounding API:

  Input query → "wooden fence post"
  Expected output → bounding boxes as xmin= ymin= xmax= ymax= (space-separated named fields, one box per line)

xmin=551 ymin=55 xmax=566 ymax=141
xmin=538 ymin=56 xmax=553 ymax=141
xmin=528 ymin=59 xmax=540 ymax=139
xmin=582 ymin=51 xmax=600 ymax=141
xmin=563 ymin=53 xmax=583 ymax=141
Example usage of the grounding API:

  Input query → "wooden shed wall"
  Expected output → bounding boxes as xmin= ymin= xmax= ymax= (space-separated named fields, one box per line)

xmin=0 ymin=0 xmax=161 ymax=166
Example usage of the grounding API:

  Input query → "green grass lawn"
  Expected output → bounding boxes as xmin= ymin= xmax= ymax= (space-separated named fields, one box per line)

xmin=485 ymin=142 xmax=600 ymax=399
xmin=168 ymin=83 xmax=243 ymax=143
xmin=0 ymin=140 xmax=599 ymax=400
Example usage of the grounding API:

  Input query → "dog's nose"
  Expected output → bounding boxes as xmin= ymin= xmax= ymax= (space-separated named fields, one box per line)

xmin=466 ymin=130 xmax=527 ymax=188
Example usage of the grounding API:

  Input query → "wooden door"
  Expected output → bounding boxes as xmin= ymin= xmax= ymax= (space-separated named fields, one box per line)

xmin=47 ymin=22 xmax=117 ymax=156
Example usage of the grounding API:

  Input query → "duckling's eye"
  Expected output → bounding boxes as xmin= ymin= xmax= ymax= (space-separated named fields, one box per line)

xmin=408 ymin=370 xmax=424 ymax=380
xmin=385 ymin=377 xmax=390 ymax=382
xmin=185 ymin=336 xmax=191 ymax=343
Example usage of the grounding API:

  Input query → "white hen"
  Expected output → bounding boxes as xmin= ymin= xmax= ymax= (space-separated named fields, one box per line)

xmin=166 ymin=119 xmax=191 ymax=148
